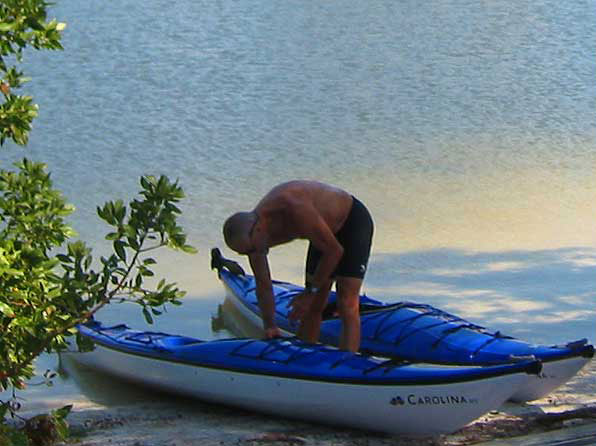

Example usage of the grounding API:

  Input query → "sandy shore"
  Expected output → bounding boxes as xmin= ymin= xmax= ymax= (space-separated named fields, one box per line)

xmin=48 ymin=358 xmax=595 ymax=446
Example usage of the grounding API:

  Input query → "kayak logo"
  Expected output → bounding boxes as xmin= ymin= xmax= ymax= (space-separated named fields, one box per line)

xmin=390 ymin=394 xmax=479 ymax=406
xmin=390 ymin=396 xmax=405 ymax=406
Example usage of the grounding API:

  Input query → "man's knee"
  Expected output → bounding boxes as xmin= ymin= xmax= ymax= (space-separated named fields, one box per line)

xmin=339 ymin=295 xmax=359 ymax=316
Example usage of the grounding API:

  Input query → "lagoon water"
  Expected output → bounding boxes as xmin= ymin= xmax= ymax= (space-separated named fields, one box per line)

xmin=1 ymin=0 xmax=595 ymax=410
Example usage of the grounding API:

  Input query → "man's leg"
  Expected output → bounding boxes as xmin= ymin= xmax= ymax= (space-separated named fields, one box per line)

xmin=299 ymin=243 xmax=331 ymax=343
xmin=335 ymin=276 xmax=362 ymax=352
xmin=297 ymin=280 xmax=332 ymax=343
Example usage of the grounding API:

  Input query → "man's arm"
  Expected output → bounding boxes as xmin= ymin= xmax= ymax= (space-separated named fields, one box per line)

xmin=292 ymin=204 xmax=344 ymax=289
xmin=248 ymin=251 xmax=280 ymax=337
xmin=285 ymin=201 xmax=344 ymax=322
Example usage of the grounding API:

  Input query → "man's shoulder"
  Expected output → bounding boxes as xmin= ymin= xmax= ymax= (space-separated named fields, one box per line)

xmin=260 ymin=180 xmax=347 ymax=216
xmin=261 ymin=182 xmax=310 ymax=207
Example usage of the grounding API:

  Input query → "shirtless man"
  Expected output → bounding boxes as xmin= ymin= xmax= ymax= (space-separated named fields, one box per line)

xmin=222 ymin=180 xmax=374 ymax=352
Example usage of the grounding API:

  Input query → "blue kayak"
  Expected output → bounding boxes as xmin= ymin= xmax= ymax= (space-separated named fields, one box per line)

xmin=211 ymin=248 xmax=594 ymax=402
xmin=72 ymin=320 xmax=541 ymax=435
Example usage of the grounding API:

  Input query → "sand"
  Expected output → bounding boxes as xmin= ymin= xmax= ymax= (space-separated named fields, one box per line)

xmin=48 ymin=358 xmax=595 ymax=446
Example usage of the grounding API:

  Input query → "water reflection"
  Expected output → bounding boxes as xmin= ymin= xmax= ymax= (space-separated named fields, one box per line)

xmin=57 ymin=354 xmax=151 ymax=407
xmin=211 ymin=298 xmax=263 ymax=340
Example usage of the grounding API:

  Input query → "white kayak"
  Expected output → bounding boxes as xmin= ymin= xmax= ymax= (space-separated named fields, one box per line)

xmin=67 ymin=321 xmax=543 ymax=436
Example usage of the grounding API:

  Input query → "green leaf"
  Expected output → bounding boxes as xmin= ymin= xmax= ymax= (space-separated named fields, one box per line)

xmin=0 ymin=302 xmax=15 ymax=317
xmin=142 ymin=307 xmax=153 ymax=324
xmin=0 ymin=22 xmax=16 ymax=32
xmin=113 ymin=200 xmax=126 ymax=222
xmin=141 ymin=268 xmax=154 ymax=277
xmin=182 ymin=244 xmax=198 ymax=254
xmin=25 ymin=17 xmax=45 ymax=31
xmin=76 ymin=332 xmax=95 ymax=352
xmin=113 ymin=240 xmax=127 ymax=262
xmin=140 ymin=176 xmax=151 ymax=190
xmin=127 ymin=236 xmax=140 ymax=250
xmin=56 ymin=254 xmax=72 ymax=263
xmin=97 ymin=205 xmax=107 ymax=220
xmin=54 ymin=417 xmax=69 ymax=440
xmin=52 ymin=404 xmax=73 ymax=420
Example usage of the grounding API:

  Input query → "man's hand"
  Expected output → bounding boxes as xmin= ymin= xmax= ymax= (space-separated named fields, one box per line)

xmin=288 ymin=290 xmax=316 ymax=322
xmin=264 ymin=326 xmax=283 ymax=339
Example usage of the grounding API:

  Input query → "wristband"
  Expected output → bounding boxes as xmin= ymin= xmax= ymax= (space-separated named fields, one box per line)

xmin=305 ymin=285 xmax=320 ymax=294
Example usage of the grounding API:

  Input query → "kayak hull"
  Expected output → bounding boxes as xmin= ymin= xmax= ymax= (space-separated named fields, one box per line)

xmin=508 ymin=355 xmax=591 ymax=403
xmin=70 ymin=321 xmax=540 ymax=436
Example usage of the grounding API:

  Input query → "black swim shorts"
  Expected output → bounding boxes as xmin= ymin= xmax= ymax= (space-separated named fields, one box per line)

xmin=305 ymin=196 xmax=374 ymax=282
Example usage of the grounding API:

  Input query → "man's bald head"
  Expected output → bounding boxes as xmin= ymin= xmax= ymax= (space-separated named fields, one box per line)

xmin=223 ymin=211 xmax=258 ymax=254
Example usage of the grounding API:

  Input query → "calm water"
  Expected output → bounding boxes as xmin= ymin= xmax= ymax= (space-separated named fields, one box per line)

xmin=1 ymin=0 xmax=595 ymax=410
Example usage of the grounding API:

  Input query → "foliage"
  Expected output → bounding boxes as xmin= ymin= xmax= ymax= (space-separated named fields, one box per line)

xmin=22 ymin=404 xmax=71 ymax=446
xmin=0 ymin=164 xmax=196 ymax=391
xmin=0 ymin=2 xmax=197 ymax=444
xmin=1 ymin=0 xmax=65 ymax=146
xmin=0 ymin=422 xmax=29 ymax=446
xmin=0 ymin=404 xmax=71 ymax=446
xmin=0 ymin=158 xmax=76 ymax=389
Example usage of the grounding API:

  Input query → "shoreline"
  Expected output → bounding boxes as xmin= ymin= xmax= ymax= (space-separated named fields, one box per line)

xmin=58 ymin=399 xmax=596 ymax=446
xmin=34 ymin=357 xmax=596 ymax=445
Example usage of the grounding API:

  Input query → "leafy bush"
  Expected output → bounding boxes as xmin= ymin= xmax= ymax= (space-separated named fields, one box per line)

xmin=1 ymin=1 xmax=196 ymax=443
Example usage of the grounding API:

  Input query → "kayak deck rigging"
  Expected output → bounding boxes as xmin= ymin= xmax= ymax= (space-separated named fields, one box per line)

xmin=263 ymin=283 xmax=518 ymax=356
xmin=228 ymin=337 xmax=412 ymax=372
xmin=357 ymin=302 xmax=514 ymax=355
xmin=85 ymin=320 xmax=416 ymax=376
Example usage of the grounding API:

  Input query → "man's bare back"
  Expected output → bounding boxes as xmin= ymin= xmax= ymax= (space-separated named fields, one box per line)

xmin=252 ymin=180 xmax=354 ymax=249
